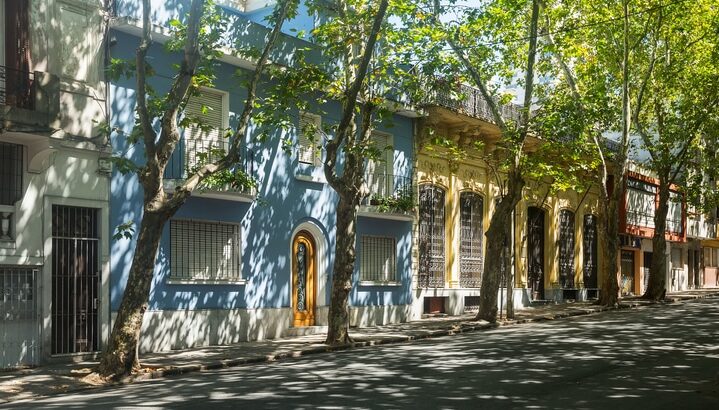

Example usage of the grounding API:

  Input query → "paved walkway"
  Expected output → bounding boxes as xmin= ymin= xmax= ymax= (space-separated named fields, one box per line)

xmin=2 ymin=289 xmax=718 ymax=403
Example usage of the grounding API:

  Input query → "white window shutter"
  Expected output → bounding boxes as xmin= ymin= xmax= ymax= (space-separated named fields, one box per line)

xmin=185 ymin=90 xmax=227 ymax=169
xmin=367 ymin=132 xmax=392 ymax=197
xmin=298 ymin=112 xmax=321 ymax=165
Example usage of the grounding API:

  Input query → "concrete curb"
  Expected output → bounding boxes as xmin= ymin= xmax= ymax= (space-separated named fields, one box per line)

xmin=4 ymin=291 xmax=718 ymax=403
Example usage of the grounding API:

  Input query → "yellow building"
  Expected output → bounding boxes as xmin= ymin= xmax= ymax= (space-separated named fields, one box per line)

xmin=411 ymin=85 xmax=604 ymax=317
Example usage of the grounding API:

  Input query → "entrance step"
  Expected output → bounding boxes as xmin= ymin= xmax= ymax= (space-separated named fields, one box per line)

xmin=282 ymin=326 xmax=328 ymax=338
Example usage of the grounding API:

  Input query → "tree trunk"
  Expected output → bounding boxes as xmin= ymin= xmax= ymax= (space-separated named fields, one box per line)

xmin=477 ymin=170 xmax=524 ymax=322
xmin=644 ymin=180 xmax=670 ymax=300
xmin=98 ymin=210 xmax=167 ymax=378
xmin=598 ymin=192 xmax=620 ymax=306
xmin=325 ymin=194 xmax=359 ymax=344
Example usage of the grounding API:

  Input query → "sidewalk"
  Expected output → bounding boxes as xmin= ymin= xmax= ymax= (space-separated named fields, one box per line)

xmin=2 ymin=289 xmax=718 ymax=403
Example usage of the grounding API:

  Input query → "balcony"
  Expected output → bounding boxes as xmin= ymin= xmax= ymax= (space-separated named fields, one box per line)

xmin=164 ymin=139 xmax=257 ymax=202
xmin=429 ymin=82 xmax=523 ymax=125
xmin=358 ymin=172 xmax=414 ymax=221
xmin=1 ymin=66 xmax=59 ymax=133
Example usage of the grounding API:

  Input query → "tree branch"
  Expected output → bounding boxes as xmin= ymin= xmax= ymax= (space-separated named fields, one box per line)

xmin=137 ymin=0 xmax=156 ymax=160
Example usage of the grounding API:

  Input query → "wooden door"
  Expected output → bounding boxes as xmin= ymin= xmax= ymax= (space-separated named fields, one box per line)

xmin=527 ymin=207 xmax=545 ymax=300
xmin=292 ymin=231 xmax=316 ymax=327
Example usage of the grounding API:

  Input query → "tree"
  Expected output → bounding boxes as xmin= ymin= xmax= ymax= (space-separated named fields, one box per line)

xmin=97 ymin=0 xmax=298 ymax=378
xmin=630 ymin=1 xmax=719 ymax=300
xmin=427 ymin=0 xmax=542 ymax=321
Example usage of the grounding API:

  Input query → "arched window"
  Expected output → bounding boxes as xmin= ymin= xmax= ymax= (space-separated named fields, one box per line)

xmin=583 ymin=214 xmax=598 ymax=289
xmin=559 ymin=209 xmax=576 ymax=288
xmin=418 ymin=185 xmax=445 ymax=288
xmin=459 ymin=192 xmax=483 ymax=288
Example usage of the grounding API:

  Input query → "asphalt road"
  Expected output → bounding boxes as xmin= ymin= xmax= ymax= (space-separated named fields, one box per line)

xmin=7 ymin=298 xmax=719 ymax=409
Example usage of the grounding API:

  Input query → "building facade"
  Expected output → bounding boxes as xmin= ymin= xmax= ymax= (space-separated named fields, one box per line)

xmin=1 ymin=0 xmax=110 ymax=369
xmin=109 ymin=0 xmax=416 ymax=352
xmin=412 ymin=83 xmax=604 ymax=318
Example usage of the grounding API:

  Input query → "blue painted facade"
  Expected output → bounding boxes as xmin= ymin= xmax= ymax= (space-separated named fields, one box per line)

xmin=109 ymin=2 xmax=415 ymax=347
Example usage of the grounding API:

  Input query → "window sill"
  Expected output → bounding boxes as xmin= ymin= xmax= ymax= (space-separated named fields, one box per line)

xmin=167 ymin=279 xmax=247 ymax=286
xmin=294 ymin=172 xmax=326 ymax=184
xmin=359 ymin=281 xmax=402 ymax=287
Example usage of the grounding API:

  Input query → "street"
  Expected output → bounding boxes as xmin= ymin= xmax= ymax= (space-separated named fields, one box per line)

xmin=6 ymin=298 xmax=719 ymax=409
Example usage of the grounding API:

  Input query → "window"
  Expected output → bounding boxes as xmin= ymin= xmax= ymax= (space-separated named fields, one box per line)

xmin=366 ymin=132 xmax=393 ymax=198
xmin=184 ymin=89 xmax=228 ymax=171
xmin=626 ymin=178 xmax=656 ymax=228
xmin=418 ymin=185 xmax=445 ymax=288
xmin=559 ymin=210 xmax=576 ymax=288
xmin=170 ymin=219 xmax=241 ymax=282
xmin=0 ymin=141 xmax=23 ymax=205
xmin=360 ymin=235 xmax=397 ymax=283
xmin=298 ymin=111 xmax=322 ymax=166
xmin=459 ymin=192 xmax=483 ymax=288
xmin=667 ymin=191 xmax=683 ymax=234
xmin=216 ymin=0 xmax=276 ymax=12
xmin=704 ymin=248 xmax=719 ymax=268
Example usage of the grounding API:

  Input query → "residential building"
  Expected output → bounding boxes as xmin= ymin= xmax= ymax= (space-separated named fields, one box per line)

xmin=109 ymin=0 xmax=417 ymax=352
xmin=413 ymin=83 xmax=603 ymax=317
xmin=0 ymin=0 xmax=109 ymax=368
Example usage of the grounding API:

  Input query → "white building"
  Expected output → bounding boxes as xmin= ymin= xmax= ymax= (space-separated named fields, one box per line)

xmin=0 ymin=0 xmax=109 ymax=368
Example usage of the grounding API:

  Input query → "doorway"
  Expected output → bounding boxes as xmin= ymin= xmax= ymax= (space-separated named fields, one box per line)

xmin=292 ymin=231 xmax=316 ymax=327
xmin=527 ymin=207 xmax=545 ymax=300
xmin=621 ymin=250 xmax=635 ymax=296
xmin=51 ymin=205 xmax=100 ymax=354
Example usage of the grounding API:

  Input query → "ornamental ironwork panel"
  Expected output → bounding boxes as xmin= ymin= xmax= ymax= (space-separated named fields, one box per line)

xmin=559 ymin=209 xmax=575 ymax=288
xmin=583 ymin=214 xmax=598 ymax=289
xmin=418 ymin=185 xmax=445 ymax=288
xmin=296 ymin=243 xmax=307 ymax=312
xmin=460 ymin=192 xmax=483 ymax=288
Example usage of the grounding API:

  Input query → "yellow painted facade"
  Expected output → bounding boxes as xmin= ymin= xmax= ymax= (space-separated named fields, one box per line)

xmin=412 ymin=106 xmax=604 ymax=316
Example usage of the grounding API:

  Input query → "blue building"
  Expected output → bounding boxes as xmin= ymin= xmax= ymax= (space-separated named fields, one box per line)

xmin=109 ymin=1 xmax=417 ymax=352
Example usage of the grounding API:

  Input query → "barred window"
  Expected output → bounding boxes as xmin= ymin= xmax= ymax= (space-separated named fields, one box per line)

xmin=170 ymin=219 xmax=241 ymax=282
xmin=459 ymin=192 xmax=483 ymax=288
xmin=418 ymin=184 xmax=445 ymax=288
xmin=360 ymin=235 xmax=397 ymax=283
xmin=0 ymin=142 xmax=23 ymax=205
xmin=559 ymin=209 xmax=575 ymax=288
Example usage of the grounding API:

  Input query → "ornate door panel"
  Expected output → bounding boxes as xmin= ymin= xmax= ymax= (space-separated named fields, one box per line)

xmin=527 ymin=207 xmax=545 ymax=300
xmin=292 ymin=231 xmax=316 ymax=327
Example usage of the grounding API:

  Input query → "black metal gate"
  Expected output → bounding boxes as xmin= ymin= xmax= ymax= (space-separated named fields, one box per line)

xmin=583 ymin=215 xmax=598 ymax=289
xmin=459 ymin=192 xmax=483 ymax=288
xmin=418 ymin=185 xmax=445 ymax=288
xmin=527 ymin=207 xmax=545 ymax=300
xmin=51 ymin=205 xmax=99 ymax=354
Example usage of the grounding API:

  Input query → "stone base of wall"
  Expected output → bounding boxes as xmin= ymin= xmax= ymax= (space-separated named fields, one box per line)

xmin=410 ymin=288 xmax=527 ymax=320
xmin=115 ymin=303 xmax=411 ymax=353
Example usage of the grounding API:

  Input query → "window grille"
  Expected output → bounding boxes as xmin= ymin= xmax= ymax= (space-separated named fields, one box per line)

xmin=559 ymin=209 xmax=575 ymax=288
xmin=298 ymin=111 xmax=322 ymax=165
xmin=418 ymin=185 xmax=445 ymax=288
xmin=583 ymin=214 xmax=598 ymax=289
xmin=170 ymin=219 xmax=241 ymax=281
xmin=0 ymin=142 xmax=23 ymax=205
xmin=459 ymin=192 xmax=483 ymax=288
xmin=360 ymin=236 xmax=397 ymax=282
xmin=625 ymin=179 xmax=656 ymax=228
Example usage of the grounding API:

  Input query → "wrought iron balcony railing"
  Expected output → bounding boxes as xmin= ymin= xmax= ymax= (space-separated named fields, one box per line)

xmin=362 ymin=172 xmax=414 ymax=213
xmin=0 ymin=65 xmax=35 ymax=110
xmin=165 ymin=138 xmax=256 ymax=195
xmin=428 ymin=81 xmax=523 ymax=125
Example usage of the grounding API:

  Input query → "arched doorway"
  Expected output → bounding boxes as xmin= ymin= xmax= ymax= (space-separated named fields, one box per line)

xmin=292 ymin=231 xmax=316 ymax=327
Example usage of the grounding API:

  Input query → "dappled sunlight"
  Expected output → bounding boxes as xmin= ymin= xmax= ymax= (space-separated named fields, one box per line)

xmin=5 ymin=299 xmax=718 ymax=409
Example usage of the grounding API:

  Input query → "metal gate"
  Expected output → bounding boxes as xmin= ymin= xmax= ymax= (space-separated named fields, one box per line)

xmin=51 ymin=205 xmax=100 ymax=354
xmin=1 ymin=266 xmax=39 ymax=369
